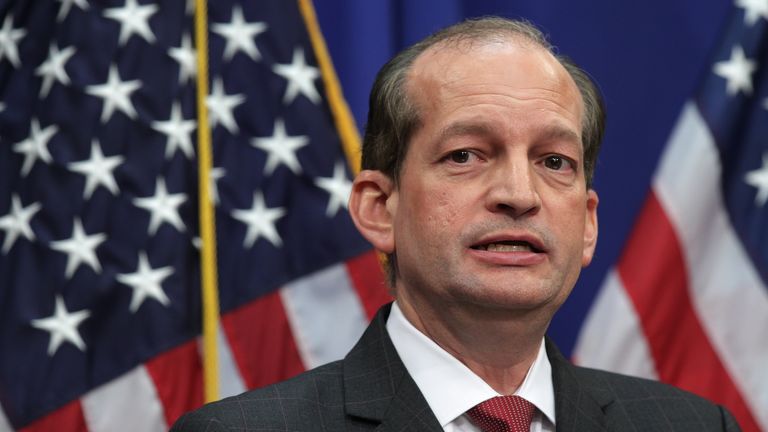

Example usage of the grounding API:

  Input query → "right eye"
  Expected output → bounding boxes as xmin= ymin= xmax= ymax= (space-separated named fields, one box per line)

xmin=448 ymin=150 xmax=472 ymax=164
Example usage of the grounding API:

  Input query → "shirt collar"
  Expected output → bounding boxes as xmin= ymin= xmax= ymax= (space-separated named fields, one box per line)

xmin=386 ymin=301 xmax=556 ymax=427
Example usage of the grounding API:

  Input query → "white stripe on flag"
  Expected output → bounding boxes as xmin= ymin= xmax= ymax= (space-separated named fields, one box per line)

xmin=280 ymin=263 xmax=368 ymax=368
xmin=653 ymin=102 xmax=768 ymax=428
xmin=216 ymin=324 xmax=247 ymax=399
xmin=81 ymin=365 xmax=166 ymax=432
xmin=573 ymin=271 xmax=658 ymax=380
xmin=0 ymin=404 xmax=11 ymax=432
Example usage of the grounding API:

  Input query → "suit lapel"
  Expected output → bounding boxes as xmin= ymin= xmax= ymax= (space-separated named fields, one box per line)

xmin=343 ymin=307 xmax=617 ymax=431
xmin=342 ymin=304 xmax=443 ymax=431
xmin=547 ymin=338 xmax=611 ymax=431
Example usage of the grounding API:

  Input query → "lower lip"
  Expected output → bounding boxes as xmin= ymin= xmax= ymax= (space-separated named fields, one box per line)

xmin=467 ymin=248 xmax=547 ymax=266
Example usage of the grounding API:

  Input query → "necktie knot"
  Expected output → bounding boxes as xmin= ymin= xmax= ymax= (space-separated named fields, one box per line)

xmin=467 ymin=395 xmax=536 ymax=432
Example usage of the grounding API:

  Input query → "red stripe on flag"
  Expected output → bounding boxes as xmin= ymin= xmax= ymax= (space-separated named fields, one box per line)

xmin=221 ymin=291 xmax=305 ymax=389
xmin=618 ymin=192 xmax=760 ymax=431
xmin=19 ymin=399 xmax=87 ymax=432
xmin=145 ymin=339 xmax=204 ymax=427
xmin=345 ymin=251 xmax=392 ymax=320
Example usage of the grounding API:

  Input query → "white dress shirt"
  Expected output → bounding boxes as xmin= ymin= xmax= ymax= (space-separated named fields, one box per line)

xmin=386 ymin=302 xmax=556 ymax=432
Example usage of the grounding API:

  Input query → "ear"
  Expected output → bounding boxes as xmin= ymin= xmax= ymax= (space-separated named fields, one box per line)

xmin=581 ymin=189 xmax=599 ymax=267
xmin=348 ymin=170 xmax=396 ymax=254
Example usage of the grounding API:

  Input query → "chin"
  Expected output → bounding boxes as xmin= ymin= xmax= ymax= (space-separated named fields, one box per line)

xmin=454 ymin=282 xmax=563 ymax=313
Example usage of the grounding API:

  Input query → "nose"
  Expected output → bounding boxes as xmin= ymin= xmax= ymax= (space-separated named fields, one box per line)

xmin=485 ymin=157 xmax=541 ymax=218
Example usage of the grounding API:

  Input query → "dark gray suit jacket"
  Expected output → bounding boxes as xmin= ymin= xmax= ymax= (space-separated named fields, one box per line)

xmin=171 ymin=304 xmax=741 ymax=431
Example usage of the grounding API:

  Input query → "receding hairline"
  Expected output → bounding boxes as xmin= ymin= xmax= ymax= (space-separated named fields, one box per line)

xmin=429 ymin=27 xmax=547 ymax=51
xmin=402 ymin=33 xmax=587 ymax=146
xmin=407 ymin=32 xmax=581 ymax=90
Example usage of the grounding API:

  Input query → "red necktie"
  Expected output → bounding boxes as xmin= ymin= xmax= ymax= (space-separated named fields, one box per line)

xmin=467 ymin=395 xmax=536 ymax=432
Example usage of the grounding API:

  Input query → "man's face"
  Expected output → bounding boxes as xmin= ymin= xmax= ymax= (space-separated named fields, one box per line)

xmin=388 ymin=40 xmax=598 ymax=315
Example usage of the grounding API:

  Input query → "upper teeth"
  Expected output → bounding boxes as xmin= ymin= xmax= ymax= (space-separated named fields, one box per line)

xmin=480 ymin=242 xmax=533 ymax=252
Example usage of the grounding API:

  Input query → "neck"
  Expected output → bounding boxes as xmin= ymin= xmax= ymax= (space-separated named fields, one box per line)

xmin=395 ymin=292 xmax=550 ymax=395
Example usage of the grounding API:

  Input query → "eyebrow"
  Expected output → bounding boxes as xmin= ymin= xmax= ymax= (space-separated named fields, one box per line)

xmin=437 ymin=122 xmax=496 ymax=142
xmin=437 ymin=121 xmax=581 ymax=145
xmin=537 ymin=125 xmax=581 ymax=145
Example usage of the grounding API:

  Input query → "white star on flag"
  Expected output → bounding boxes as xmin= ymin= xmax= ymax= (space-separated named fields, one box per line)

xmin=30 ymin=295 xmax=91 ymax=356
xmin=251 ymin=118 xmax=308 ymax=175
xmin=117 ymin=252 xmax=174 ymax=313
xmin=50 ymin=218 xmax=107 ymax=278
xmin=736 ymin=0 xmax=768 ymax=25
xmin=713 ymin=45 xmax=756 ymax=96
xmin=151 ymin=102 xmax=197 ymax=159
xmin=35 ymin=44 xmax=76 ymax=98
xmin=209 ymin=167 xmax=226 ymax=206
xmin=56 ymin=0 xmax=90 ymax=22
xmin=86 ymin=65 xmax=142 ymax=123
xmin=133 ymin=178 xmax=188 ymax=235
xmin=168 ymin=33 xmax=197 ymax=85
xmin=272 ymin=47 xmax=321 ymax=104
xmin=315 ymin=161 xmax=352 ymax=217
xmin=68 ymin=139 xmax=125 ymax=199
xmin=745 ymin=152 xmax=768 ymax=206
xmin=231 ymin=192 xmax=285 ymax=248
xmin=12 ymin=119 xmax=59 ymax=177
xmin=0 ymin=14 xmax=26 ymax=68
xmin=0 ymin=195 xmax=42 ymax=254
xmin=211 ymin=5 xmax=268 ymax=61
xmin=206 ymin=77 xmax=245 ymax=133
xmin=103 ymin=0 xmax=158 ymax=46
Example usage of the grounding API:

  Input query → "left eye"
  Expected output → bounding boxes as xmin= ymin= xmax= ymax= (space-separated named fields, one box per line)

xmin=544 ymin=155 xmax=570 ymax=171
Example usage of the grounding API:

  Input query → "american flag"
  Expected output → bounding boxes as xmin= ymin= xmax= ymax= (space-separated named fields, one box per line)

xmin=0 ymin=0 xmax=389 ymax=430
xmin=573 ymin=3 xmax=768 ymax=431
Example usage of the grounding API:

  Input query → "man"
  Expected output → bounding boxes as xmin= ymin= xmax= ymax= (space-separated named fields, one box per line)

xmin=173 ymin=17 xmax=740 ymax=431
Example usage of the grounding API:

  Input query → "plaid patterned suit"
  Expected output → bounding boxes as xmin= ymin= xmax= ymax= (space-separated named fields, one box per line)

xmin=171 ymin=304 xmax=740 ymax=431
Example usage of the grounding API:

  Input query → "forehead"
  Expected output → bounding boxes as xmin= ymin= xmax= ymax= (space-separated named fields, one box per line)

xmin=406 ymin=37 xmax=583 ymax=126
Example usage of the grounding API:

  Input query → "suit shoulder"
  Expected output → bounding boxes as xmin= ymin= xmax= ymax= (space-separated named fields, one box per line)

xmin=171 ymin=361 xmax=346 ymax=431
xmin=568 ymin=365 xmax=740 ymax=430
xmin=572 ymin=365 xmax=704 ymax=401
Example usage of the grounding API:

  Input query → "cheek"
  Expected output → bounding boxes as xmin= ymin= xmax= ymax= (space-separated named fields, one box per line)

xmin=545 ymin=197 xmax=587 ymax=248
xmin=435 ymin=190 xmax=460 ymax=228
xmin=401 ymin=187 xmax=463 ymax=254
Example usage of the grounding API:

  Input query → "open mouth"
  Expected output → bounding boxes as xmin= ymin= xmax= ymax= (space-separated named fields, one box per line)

xmin=470 ymin=240 xmax=544 ymax=253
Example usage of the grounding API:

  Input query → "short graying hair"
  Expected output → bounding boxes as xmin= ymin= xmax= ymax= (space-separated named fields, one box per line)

xmin=360 ymin=17 xmax=606 ymax=286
